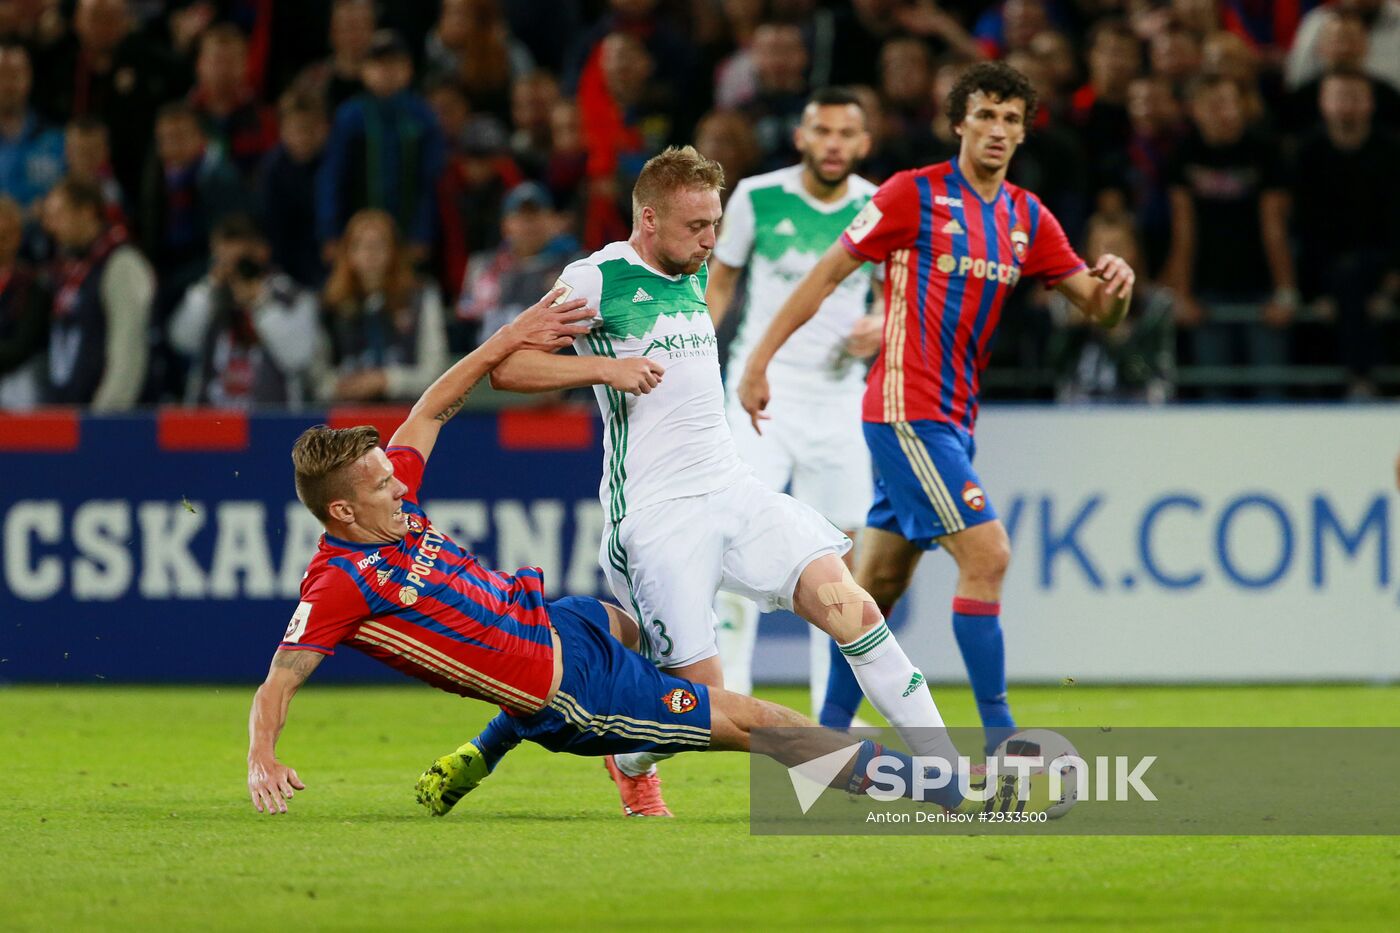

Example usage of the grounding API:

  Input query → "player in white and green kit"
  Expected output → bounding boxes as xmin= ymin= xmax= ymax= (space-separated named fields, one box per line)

xmin=479 ymin=147 xmax=962 ymax=816
xmin=707 ymin=88 xmax=882 ymax=715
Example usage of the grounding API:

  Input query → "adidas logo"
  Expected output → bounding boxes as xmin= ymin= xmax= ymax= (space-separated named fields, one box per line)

xmin=632 ymin=287 xmax=653 ymax=303
xmin=902 ymin=671 xmax=926 ymax=697
xmin=774 ymin=218 xmax=797 ymax=235
xmin=942 ymin=218 xmax=965 ymax=235
xmin=376 ymin=568 xmax=391 ymax=586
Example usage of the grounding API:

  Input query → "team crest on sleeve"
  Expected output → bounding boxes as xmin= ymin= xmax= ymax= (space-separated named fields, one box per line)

xmin=550 ymin=277 xmax=574 ymax=306
xmin=1011 ymin=228 xmax=1029 ymax=261
xmin=844 ymin=201 xmax=883 ymax=244
xmin=284 ymin=601 xmax=312 ymax=642
xmin=962 ymin=482 xmax=987 ymax=512
xmin=662 ymin=688 xmax=698 ymax=714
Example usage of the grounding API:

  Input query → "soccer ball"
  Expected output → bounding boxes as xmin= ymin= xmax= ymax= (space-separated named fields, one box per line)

xmin=991 ymin=729 xmax=1083 ymax=820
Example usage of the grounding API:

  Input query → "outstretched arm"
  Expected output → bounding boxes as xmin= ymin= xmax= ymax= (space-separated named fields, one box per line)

xmin=388 ymin=289 xmax=593 ymax=462
xmin=247 ymin=649 xmax=324 ymax=814
xmin=737 ymin=242 xmax=864 ymax=432
xmin=489 ymin=349 xmax=664 ymax=396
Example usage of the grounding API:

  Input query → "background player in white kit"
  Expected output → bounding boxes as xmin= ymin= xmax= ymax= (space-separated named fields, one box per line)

xmin=485 ymin=147 xmax=962 ymax=816
xmin=706 ymin=88 xmax=882 ymax=717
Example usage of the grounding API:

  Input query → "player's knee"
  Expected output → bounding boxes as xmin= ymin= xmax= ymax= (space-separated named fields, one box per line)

xmin=860 ymin=566 xmax=912 ymax=612
xmin=963 ymin=536 xmax=1010 ymax=587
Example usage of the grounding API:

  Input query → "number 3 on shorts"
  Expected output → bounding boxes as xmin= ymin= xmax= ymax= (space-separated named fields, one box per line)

xmin=650 ymin=619 xmax=673 ymax=657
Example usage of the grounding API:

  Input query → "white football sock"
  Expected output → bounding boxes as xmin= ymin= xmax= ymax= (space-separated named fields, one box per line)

xmin=614 ymin=751 xmax=673 ymax=776
xmin=838 ymin=622 xmax=961 ymax=764
xmin=714 ymin=590 xmax=759 ymax=696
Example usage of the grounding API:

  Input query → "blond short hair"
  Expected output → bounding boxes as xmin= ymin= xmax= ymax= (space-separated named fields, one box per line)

xmin=632 ymin=145 xmax=725 ymax=222
xmin=291 ymin=425 xmax=381 ymax=522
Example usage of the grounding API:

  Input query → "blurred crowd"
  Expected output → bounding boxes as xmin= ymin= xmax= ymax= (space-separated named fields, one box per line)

xmin=0 ymin=0 xmax=1395 ymax=412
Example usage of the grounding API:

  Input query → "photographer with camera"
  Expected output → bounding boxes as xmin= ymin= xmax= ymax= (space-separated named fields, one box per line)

xmin=168 ymin=213 xmax=320 ymax=408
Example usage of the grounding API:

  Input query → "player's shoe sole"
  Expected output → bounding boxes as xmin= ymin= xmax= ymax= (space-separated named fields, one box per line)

xmin=416 ymin=740 xmax=491 ymax=816
xmin=603 ymin=755 xmax=673 ymax=817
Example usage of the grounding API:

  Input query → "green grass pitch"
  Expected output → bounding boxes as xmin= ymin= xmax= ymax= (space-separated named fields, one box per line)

xmin=5 ymin=683 xmax=1399 ymax=930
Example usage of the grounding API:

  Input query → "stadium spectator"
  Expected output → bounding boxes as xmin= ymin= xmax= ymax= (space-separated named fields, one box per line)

xmin=187 ymin=23 xmax=278 ymax=180
xmin=542 ymin=98 xmax=587 ymax=220
xmin=139 ymin=102 xmax=244 ymax=316
xmin=32 ymin=0 xmax=185 ymax=205
xmin=424 ymin=0 xmax=533 ymax=124
xmin=1069 ymin=19 xmax=1140 ymax=155
xmin=910 ymin=58 xmax=972 ymax=168
xmin=424 ymin=76 xmax=472 ymax=157
xmin=0 ymin=42 xmax=63 ymax=211
xmin=257 ymin=91 xmax=329 ymax=289
xmin=509 ymin=70 xmax=560 ymax=177
xmin=1050 ymin=213 xmax=1175 ymax=404
xmin=168 ymin=213 xmax=319 ymax=408
xmin=824 ymin=0 xmax=979 ymax=87
xmin=456 ymin=181 xmax=580 ymax=351
xmin=0 ymin=196 xmax=47 ymax=409
xmin=564 ymin=0 xmax=697 ymax=131
xmin=577 ymin=31 xmax=674 ymax=247
xmin=1004 ymin=49 xmax=1087 ymax=245
xmin=1286 ymin=0 xmax=1400 ymax=94
xmin=1201 ymin=31 xmax=1268 ymax=127
xmin=1292 ymin=69 xmax=1400 ymax=397
xmin=319 ymin=208 xmax=448 ymax=403
xmin=1165 ymin=75 xmax=1295 ymax=398
xmin=712 ymin=0 xmax=765 ymax=110
xmin=693 ymin=109 xmax=760 ymax=207
xmin=437 ymin=116 xmax=524 ymax=304
xmin=64 ymin=116 xmax=127 ymax=231
xmin=974 ymin=0 xmax=1051 ymax=58
xmin=42 ymin=177 xmax=153 ymax=409
xmin=1284 ymin=11 xmax=1400 ymax=133
xmin=316 ymin=30 xmax=444 ymax=259
xmin=879 ymin=37 xmax=936 ymax=141
xmin=1148 ymin=23 xmax=1202 ymax=93
xmin=301 ymin=0 xmax=375 ymax=114
xmin=851 ymin=83 xmax=914 ymax=183
xmin=1096 ymin=75 xmax=1184 ymax=278
xmin=1028 ymin=30 xmax=1078 ymax=98
xmin=741 ymin=22 xmax=810 ymax=171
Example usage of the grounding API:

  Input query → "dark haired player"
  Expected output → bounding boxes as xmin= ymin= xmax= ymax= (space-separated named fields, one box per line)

xmin=739 ymin=62 xmax=1135 ymax=755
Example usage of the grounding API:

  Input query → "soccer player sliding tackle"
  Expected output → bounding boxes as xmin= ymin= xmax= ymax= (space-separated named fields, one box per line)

xmin=436 ymin=145 xmax=977 ymax=818
xmin=243 ymin=289 xmax=1046 ymax=818
xmin=739 ymin=62 xmax=1135 ymax=757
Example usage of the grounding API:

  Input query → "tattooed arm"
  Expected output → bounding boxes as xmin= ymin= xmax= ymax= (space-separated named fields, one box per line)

xmin=246 ymin=649 xmax=324 ymax=813
xmin=387 ymin=287 xmax=593 ymax=463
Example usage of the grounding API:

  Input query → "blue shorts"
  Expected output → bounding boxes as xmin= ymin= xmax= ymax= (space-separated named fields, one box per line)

xmin=511 ymin=596 xmax=713 ymax=756
xmin=864 ymin=419 xmax=997 ymax=551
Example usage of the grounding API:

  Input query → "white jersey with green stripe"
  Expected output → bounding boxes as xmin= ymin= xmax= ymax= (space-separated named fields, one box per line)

xmin=714 ymin=164 xmax=878 ymax=392
xmin=557 ymin=241 xmax=748 ymax=522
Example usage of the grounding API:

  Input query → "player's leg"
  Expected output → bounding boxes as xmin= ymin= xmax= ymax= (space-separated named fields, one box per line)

xmin=788 ymin=396 xmax=873 ymax=719
xmin=604 ymin=497 xmax=725 ymax=802
xmin=818 ymin=525 xmax=923 ymax=728
xmin=715 ymin=387 xmax=798 ymax=695
xmin=704 ymin=686 xmax=969 ymax=812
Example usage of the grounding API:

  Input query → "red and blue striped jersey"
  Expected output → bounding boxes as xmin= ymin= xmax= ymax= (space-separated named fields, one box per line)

xmin=279 ymin=446 xmax=555 ymax=714
xmin=841 ymin=159 xmax=1085 ymax=433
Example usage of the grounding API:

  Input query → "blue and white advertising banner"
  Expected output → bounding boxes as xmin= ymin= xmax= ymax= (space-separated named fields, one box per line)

xmin=899 ymin=408 xmax=1400 ymax=682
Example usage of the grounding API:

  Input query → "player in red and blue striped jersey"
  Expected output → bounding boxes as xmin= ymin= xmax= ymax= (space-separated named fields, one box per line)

xmin=738 ymin=62 xmax=1135 ymax=755
xmin=245 ymin=288 xmax=1017 ymax=820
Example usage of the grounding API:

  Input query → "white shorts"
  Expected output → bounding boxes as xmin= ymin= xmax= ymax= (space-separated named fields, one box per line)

xmin=600 ymin=474 xmax=851 ymax=668
xmin=725 ymin=381 xmax=873 ymax=530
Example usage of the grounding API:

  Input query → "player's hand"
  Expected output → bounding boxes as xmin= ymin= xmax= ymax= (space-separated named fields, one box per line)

xmin=248 ymin=756 xmax=305 ymax=814
xmin=1089 ymin=253 xmax=1135 ymax=300
xmin=845 ymin=315 xmax=884 ymax=359
xmin=605 ymin=357 xmax=665 ymax=395
xmin=737 ymin=364 xmax=772 ymax=435
xmin=502 ymin=287 xmax=594 ymax=352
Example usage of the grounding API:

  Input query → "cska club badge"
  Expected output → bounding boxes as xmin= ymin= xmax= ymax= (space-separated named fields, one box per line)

xmin=1010 ymin=228 xmax=1029 ymax=261
xmin=962 ymin=481 xmax=987 ymax=512
xmin=662 ymin=688 xmax=698 ymax=714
